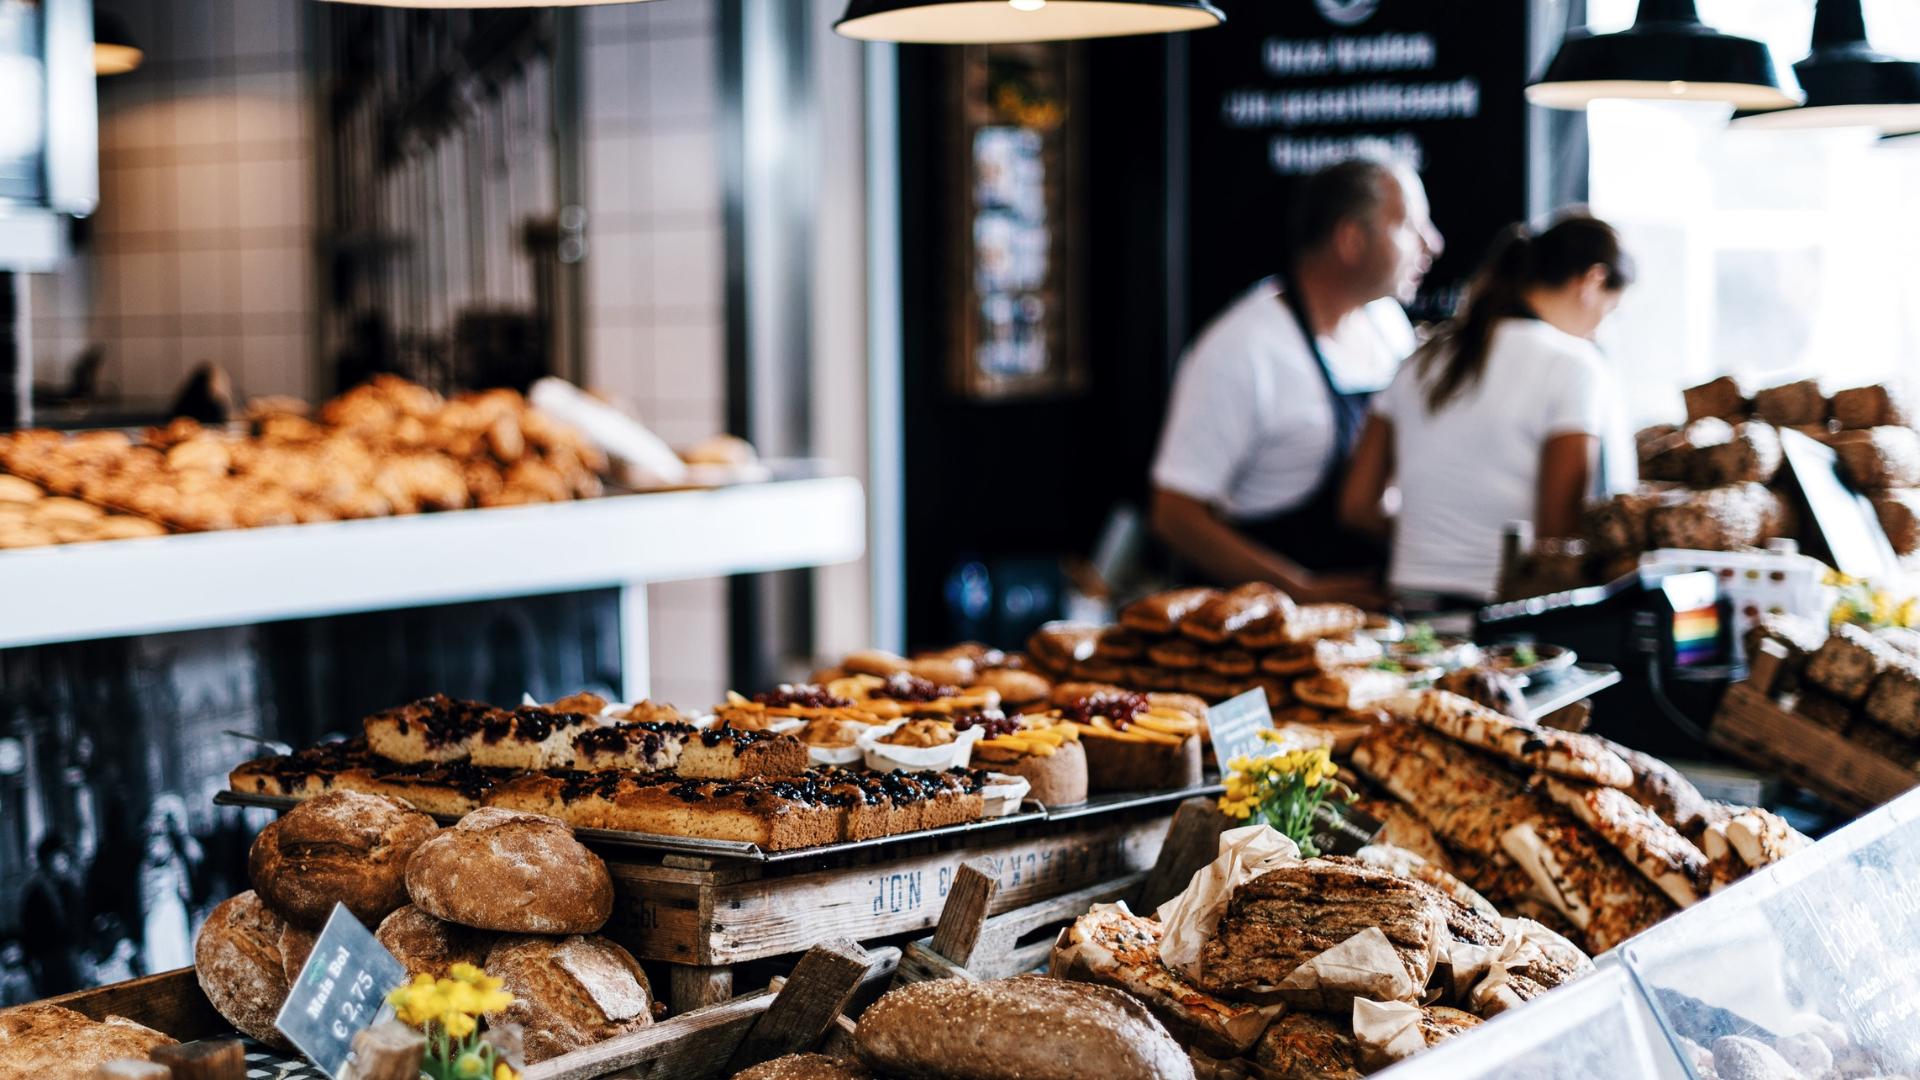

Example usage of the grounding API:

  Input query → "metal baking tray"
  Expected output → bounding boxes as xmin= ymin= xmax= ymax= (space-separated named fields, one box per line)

xmin=1039 ymin=782 xmax=1225 ymax=823
xmin=215 ymin=789 xmax=1051 ymax=863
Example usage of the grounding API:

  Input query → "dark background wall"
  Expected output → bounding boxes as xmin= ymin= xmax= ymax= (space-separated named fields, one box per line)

xmin=899 ymin=0 xmax=1535 ymax=649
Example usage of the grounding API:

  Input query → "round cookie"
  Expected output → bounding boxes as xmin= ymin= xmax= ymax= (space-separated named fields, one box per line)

xmin=250 ymin=789 xmax=440 ymax=929
xmin=406 ymin=807 xmax=612 ymax=934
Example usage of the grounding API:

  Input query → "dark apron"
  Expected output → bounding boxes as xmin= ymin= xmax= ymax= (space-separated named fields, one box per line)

xmin=1234 ymin=277 xmax=1387 ymax=575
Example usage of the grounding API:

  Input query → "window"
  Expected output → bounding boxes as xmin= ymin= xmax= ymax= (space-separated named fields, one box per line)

xmin=1579 ymin=0 xmax=1920 ymax=427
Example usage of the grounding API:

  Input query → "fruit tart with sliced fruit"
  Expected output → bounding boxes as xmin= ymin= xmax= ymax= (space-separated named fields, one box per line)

xmin=1044 ymin=690 xmax=1205 ymax=793
xmin=968 ymin=711 xmax=1088 ymax=807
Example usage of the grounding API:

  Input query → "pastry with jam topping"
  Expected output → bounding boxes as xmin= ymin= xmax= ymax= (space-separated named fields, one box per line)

xmin=468 ymin=705 xmax=607 ymax=769
xmin=363 ymin=694 xmax=506 ymax=764
xmin=1028 ymin=688 xmax=1204 ymax=793
xmin=228 ymin=738 xmax=377 ymax=799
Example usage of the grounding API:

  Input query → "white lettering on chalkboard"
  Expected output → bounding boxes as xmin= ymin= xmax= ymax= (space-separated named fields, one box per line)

xmin=1264 ymin=33 xmax=1438 ymax=77
xmin=1224 ymin=79 xmax=1481 ymax=130
xmin=1269 ymin=133 xmax=1423 ymax=176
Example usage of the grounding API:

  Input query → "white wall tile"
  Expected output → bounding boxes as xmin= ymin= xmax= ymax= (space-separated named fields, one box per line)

xmin=115 ymin=252 xmax=177 ymax=317
xmin=585 ymin=133 xmax=631 ymax=215
xmin=588 ymin=324 xmax=651 ymax=407
xmin=649 ymin=226 xmax=723 ymax=311
xmin=111 ymin=163 xmax=178 ymax=234
xmin=233 ymin=0 xmax=299 ymax=60
xmin=176 ymin=251 xmax=239 ymax=317
xmin=236 ymin=158 xmax=311 ymax=230
xmin=651 ymin=324 xmax=724 ymax=400
xmin=171 ymin=87 xmax=238 ymax=148
xmin=242 ymin=334 xmax=312 ymax=400
xmin=647 ymin=130 xmax=720 ymax=219
xmin=116 ymin=337 xmax=184 ymax=399
xmin=586 ymin=230 xmax=649 ymax=315
xmin=647 ymin=35 xmax=717 ymax=124
xmin=168 ymin=0 xmax=237 ymax=65
xmin=585 ymin=40 xmax=643 ymax=125
xmin=232 ymin=71 xmax=306 ymax=145
xmin=174 ymin=161 xmax=239 ymax=233
xmin=237 ymin=246 xmax=310 ymax=317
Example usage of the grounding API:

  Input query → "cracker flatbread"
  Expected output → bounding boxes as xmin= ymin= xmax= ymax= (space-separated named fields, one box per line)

xmin=1542 ymin=777 xmax=1710 ymax=908
xmin=1390 ymin=691 xmax=1633 ymax=788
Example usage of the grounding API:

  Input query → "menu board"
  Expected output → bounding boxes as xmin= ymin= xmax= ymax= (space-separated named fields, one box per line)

xmin=1185 ymin=0 xmax=1532 ymax=326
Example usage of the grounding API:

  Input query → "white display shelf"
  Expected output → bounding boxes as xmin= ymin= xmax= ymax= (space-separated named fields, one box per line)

xmin=0 ymin=477 xmax=865 ymax=668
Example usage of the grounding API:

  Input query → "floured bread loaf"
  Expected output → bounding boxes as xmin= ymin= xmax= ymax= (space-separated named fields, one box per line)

xmin=376 ymin=905 xmax=496 ymax=981
xmin=406 ymin=808 xmax=612 ymax=934
xmin=485 ymin=935 xmax=656 ymax=1064
xmin=249 ymin=789 xmax=439 ymax=928
xmin=193 ymin=891 xmax=314 ymax=1048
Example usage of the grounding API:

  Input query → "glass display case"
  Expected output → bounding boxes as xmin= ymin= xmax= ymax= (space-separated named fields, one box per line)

xmin=1382 ymin=786 xmax=1920 ymax=1078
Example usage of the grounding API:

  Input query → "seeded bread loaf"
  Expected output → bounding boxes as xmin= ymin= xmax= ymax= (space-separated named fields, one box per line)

xmin=1833 ymin=427 xmax=1920 ymax=490
xmin=1805 ymin=623 xmax=1898 ymax=703
xmin=405 ymin=808 xmax=612 ymax=934
xmin=731 ymin=1055 xmax=871 ymax=1080
xmin=249 ymin=790 xmax=439 ymax=929
xmin=855 ymin=975 xmax=1194 ymax=1080
xmin=1751 ymin=379 xmax=1826 ymax=428
xmin=1684 ymin=376 xmax=1748 ymax=423
xmin=1830 ymin=384 xmax=1911 ymax=430
xmin=1865 ymin=661 xmax=1920 ymax=738
xmin=1872 ymin=489 xmax=1920 ymax=555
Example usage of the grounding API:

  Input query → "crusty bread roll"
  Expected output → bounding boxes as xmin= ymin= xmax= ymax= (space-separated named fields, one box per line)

xmin=973 ymin=667 xmax=1052 ymax=708
xmin=375 ymin=904 xmax=496 ymax=980
xmin=854 ymin=975 xmax=1194 ymax=1080
xmin=484 ymin=935 xmax=656 ymax=1064
xmin=0 ymin=1005 xmax=175 ymax=1080
xmin=249 ymin=790 xmax=439 ymax=928
xmin=407 ymin=808 xmax=612 ymax=934
xmin=730 ymin=1054 xmax=872 ymax=1080
xmin=193 ymin=891 xmax=310 ymax=1048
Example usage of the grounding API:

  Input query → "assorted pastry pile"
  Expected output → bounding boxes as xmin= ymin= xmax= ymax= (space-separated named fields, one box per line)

xmin=190 ymin=790 xmax=659 ymax=1064
xmin=1347 ymin=690 xmax=1806 ymax=957
xmin=231 ymin=691 xmax=1007 ymax=851
xmin=1748 ymin=614 xmax=1920 ymax=773
xmin=1552 ymin=377 xmax=1918 ymax=594
xmin=0 ymin=473 xmax=168 ymax=549
xmin=0 ymin=375 xmax=607 ymax=544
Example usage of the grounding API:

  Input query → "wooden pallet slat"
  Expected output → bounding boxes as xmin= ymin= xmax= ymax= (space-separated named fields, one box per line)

xmin=1710 ymin=682 xmax=1919 ymax=813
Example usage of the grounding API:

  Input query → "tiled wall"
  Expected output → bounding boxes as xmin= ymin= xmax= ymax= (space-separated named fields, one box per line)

xmin=31 ymin=0 xmax=315 ymax=403
xmin=578 ymin=2 xmax=732 ymax=707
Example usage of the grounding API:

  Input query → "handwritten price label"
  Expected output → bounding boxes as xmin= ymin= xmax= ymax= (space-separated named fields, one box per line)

xmin=275 ymin=903 xmax=408 ymax=1078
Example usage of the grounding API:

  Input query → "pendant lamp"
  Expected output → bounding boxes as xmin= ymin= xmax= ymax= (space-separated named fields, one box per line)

xmin=315 ymin=0 xmax=660 ymax=7
xmin=93 ymin=10 xmax=142 ymax=76
xmin=834 ymin=0 xmax=1224 ymax=44
xmin=1730 ymin=0 xmax=1920 ymax=133
xmin=1527 ymin=0 xmax=1801 ymax=112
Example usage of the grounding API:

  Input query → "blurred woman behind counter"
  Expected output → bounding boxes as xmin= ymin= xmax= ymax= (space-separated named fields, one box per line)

xmin=1338 ymin=212 xmax=1635 ymax=609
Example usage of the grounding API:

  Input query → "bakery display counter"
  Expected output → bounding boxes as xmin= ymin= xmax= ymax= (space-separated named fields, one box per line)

xmin=0 ymin=473 xmax=864 ymax=697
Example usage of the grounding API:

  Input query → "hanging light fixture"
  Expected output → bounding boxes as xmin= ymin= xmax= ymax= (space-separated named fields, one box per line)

xmin=93 ymin=9 xmax=142 ymax=76
xmin=1730 ymin=0 xmax=1920 ymax=133
xmin=1527 ymin=0 xmax=1801 ymax=112
xmin=314 ymin=0 xmax=662 ymax=7
xmin=834 ymin=0 xmax=1224 ymax=45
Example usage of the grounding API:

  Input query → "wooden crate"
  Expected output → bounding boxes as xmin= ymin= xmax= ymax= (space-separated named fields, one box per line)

xmin=1709 ymin=643 xmax=1919 ymax=813
xmin=601 ymin=806 xmax=1172 ymax=1012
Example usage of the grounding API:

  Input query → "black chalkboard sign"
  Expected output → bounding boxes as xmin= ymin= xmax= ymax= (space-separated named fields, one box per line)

xmin=1185 ymin=0 xmax=1532 ymax=327
xmin=275 ymin=904 xmax=409 ymax=1078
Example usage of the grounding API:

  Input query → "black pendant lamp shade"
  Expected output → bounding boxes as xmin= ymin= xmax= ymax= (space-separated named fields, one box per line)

xmin=1732 ymin=0 xmax=1920 ymax=132
xmin=834 ymin=0 xmax=1224 ymax=44
xmin=1527 ymin=0 xmax=1801 ymax=112
xmin=93 ymin=9 xmax=142 ymax=76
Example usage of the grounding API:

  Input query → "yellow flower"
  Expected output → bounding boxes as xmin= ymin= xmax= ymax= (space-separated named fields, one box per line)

xmin=443 ymin=1011 xmax=478 ymax=1040
xmin=449 ymin=963 xmax=487 ymax=985
xmin=494 ymin=1065 xmax=518 ymax=1080
xmin=453 ymin=1050 xmax=487 ymax=1077
xmin=477 ymin=988 xmax=515 ymax=1015
xmin=443 ymin=981 xmax=485 ymax=1017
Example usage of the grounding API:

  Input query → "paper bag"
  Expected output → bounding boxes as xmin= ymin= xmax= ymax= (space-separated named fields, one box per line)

xmin=1466 ymin=917 xmax=1594 ymax=1018
xmin=1156 ymin=824 xmax=1300 ymax=980
xmin=1352 ymin=998 xmax=1428 ymax=1072
xmin=1276 ymin=926 xmax=1425 ymax=1012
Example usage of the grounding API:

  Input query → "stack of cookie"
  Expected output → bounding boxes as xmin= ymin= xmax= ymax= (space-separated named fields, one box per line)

xmin=195 ymin=792 xmax=658 ymax=1064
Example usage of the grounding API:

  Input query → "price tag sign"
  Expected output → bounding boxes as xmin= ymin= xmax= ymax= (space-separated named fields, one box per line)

xmin=275 ymin=903 xmax=408 ymax=1078
xmin=1207 ymin=687 xmax=1275 ymax=767
xmin=1310 ymin=801 xmax=1385 ymax=857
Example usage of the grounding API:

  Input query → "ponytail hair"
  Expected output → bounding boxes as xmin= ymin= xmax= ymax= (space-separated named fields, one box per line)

xmin=1414 ymin=212 xmax=1634 ymax=413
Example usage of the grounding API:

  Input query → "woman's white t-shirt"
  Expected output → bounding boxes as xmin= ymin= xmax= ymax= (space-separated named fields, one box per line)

xmin=1371 ymin=318 xmax=1612 ymax=600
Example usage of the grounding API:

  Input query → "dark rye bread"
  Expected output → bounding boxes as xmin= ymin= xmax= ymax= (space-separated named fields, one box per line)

xmin=731 ymin=1055 xmax=871 ymax=1080
xmin=1751 ymin=379 xmax=1827 ymax=428
xmin=1866 ymin=660 xmax=1920 ymax=738
xmin=1252 ymin=1012 xmax=1362 ymax=1080
xmin=1831 ymin=385 xmax=1911 ymax=430
xmin=249 ymin=790 xmax=439 ymax=928
xmin=1872 ymin=489 xmax=1920 ymax=556
xmin=855 ymin=975 xmax=1194 ymax=1080
xmin=376 ymin=905 xmax=496 ymax=981
xmin=485 ymin=935 xmax=656 ymax=1064
xmin=1833 ymin=426 xmax=1920 ymax=490
xmin=405 ymin=808 xmax=613 ymax=934
xmin=1688 ymin=422 xmax=1782 ymax=487
xmin=1684 ymin=376 xmax=1748 ymax=423
xmin=1198 ymin=858 xmax=1447 ymax=1006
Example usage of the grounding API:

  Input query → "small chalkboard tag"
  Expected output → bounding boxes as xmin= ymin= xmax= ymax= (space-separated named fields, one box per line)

xmin=1310 ymin=800 xmax=1385 ymax=857
xmin=1207 ymin=687 xmax=1275 ymax=767
xmin=275 ymin=903 xmax=408 ymax=1079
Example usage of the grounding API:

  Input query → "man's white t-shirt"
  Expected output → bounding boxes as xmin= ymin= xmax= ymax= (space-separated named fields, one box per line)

xmin=1371 ymin=318 xmax=1612 ymax=600
xmin=1152 ymin=278 xmax=1416 ymax=521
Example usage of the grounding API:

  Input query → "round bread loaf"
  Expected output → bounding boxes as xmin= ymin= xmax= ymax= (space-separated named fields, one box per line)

xmin=406 ymin=808 xmax=612 ymax=933
xmin=376 ymin=905 xmax=497 ymax=980
xmin=731 ymin=1053 xmax=872 ymax=1080
xmin=484 ymin=935 xmax=656 ymax=1064
xmin=250 ymin=790 xmax=439 ymax=928
xmin=193 ymin=891 xmax=310 ymax=1048
xmin=0 ymin=1005 xmax=176 ymax=1078
xmin=855 ymin=975 xmax=1194 ymax=1080
xmin=973 ymin=668 xmax=1052 ymax=708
